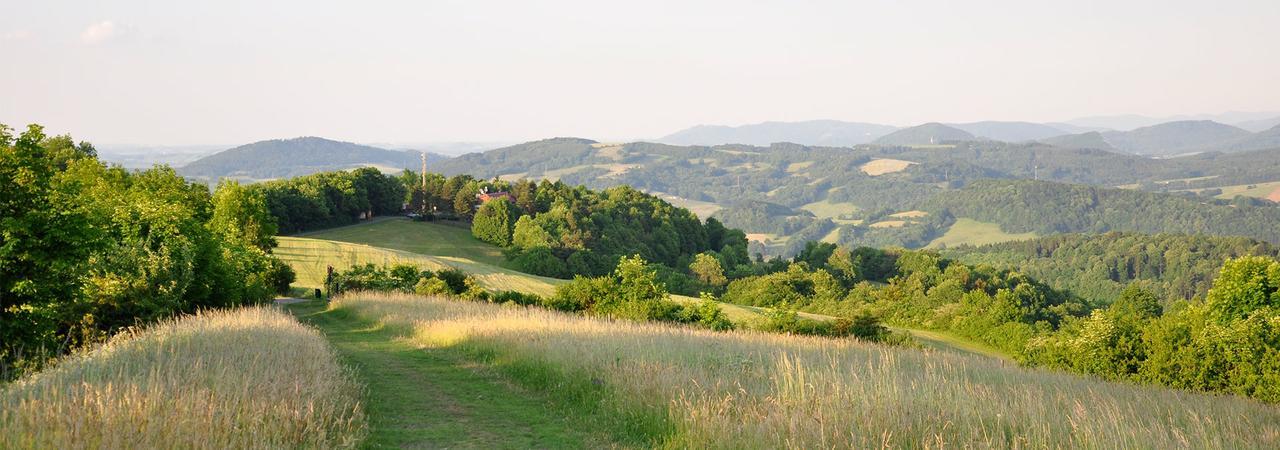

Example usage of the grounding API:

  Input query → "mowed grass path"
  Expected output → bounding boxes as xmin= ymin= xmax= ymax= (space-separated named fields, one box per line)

xmin=287 ymin=300 xmax=616 ymax=448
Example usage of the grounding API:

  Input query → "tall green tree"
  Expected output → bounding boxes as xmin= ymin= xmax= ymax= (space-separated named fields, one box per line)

xmin=471 ymin=199 xmax=519 ymax=246
xmin=210 ymin=180 xmax=278 ymax=250
xmin=689 ymin=252 xmax=727 ymax=287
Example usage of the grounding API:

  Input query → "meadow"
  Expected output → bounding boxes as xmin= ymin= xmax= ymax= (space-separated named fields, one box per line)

xmin=0 ymin=307 xmax=366 ymax=449
xmin=334 ymin=291 xmax=1280 ymax=449
xmin=927 ymin=217 xmax=1039 ymax=248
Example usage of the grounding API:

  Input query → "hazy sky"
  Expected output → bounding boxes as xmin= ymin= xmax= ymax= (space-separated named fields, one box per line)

xmin=2 ymin=0 xmax=1278 ymax=146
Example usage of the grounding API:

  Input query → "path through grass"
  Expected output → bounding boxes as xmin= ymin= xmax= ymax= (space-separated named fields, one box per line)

xmin=287 ymin=300 xmax=620 ymax=448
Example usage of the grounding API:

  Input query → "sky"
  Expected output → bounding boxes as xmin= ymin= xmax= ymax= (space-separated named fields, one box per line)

xmin=2 ymin=0 xmax=1278 ymax=147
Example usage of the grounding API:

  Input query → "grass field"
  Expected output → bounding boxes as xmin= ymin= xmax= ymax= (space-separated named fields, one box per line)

xmin=1210 ymin=180 xmax=1280 ymax=200
xmin=0 ymin=307 xmax=365 ymax=448
xmin=648 ymin=191 xmax=724 ymax=219
xmin=333 ymin=292 xmax=1280 ymax=448
xmin=860 ymin=158 xmax=917 ymax=175
xmin=927 ymin=218 xmax=1038 ymax=248
xmin=277 ymin=230 xmax=565 ymax=297
xmin=279 ymin=218 xmax=782 ymax=323
xmin=800 ymin=198 xmax=858 ymax=220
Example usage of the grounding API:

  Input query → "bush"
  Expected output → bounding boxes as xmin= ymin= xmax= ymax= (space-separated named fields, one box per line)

xmin=266 ymin=259 xmax=297 ymax=296
xmin=490 ymin=290 xmax=544 ymax=307
xmin=414 ymin=277 xmax=452 ymax=296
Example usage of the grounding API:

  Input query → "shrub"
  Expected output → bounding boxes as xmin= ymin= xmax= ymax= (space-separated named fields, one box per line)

xmin=414 ymin=277 xmax=452 ymax=296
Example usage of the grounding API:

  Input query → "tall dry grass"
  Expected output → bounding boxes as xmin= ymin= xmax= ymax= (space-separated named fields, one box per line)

xmin=0 ymin=306 xmax=366 ymax=449
xmin=338 ymin=292 xmax=1280 ymax=449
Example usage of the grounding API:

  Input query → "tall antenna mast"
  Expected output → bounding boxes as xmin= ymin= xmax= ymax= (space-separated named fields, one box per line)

xmin=420 ymin=152 xmax=427 ymax=189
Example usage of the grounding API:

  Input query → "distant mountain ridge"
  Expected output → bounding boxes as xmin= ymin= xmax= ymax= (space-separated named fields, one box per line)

xmin=947 ymin=121 xmax=1070 ymax=142
xmin=180 ymin=136 xmax=448 ymax=180
xmin=659 ymin=120 xmax=898 ymax=146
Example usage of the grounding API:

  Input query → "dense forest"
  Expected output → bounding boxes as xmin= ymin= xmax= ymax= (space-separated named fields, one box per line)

xmin=0 ymin=124 xmax=293 ymax=379
xmin=716 ymin=243 xmax=1085 ymax=354
xmin=396 ymin=171 xmax=753 ymax=283
xmin=251 ymin=167 xmax=408 ymax=234
xmin=1024 ymin=257 xmax=1280 ymax=402
xmin=943 ymin=233 xmax=1280 ymax=305
xmin=930 ymin=179 xmax=1280 ymax=242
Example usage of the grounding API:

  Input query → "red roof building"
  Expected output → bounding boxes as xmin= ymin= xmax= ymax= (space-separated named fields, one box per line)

xmin=476 ymin=191 xmax=511 ymax=203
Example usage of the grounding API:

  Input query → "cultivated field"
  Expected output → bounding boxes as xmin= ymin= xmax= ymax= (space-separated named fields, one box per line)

xmin=860 ymin=158 xmax=917 ymax=175
xmin=334 ymin=292 xmax=1280 ymax=449
xmin=0 ymin=307 xmax=366 ymax=449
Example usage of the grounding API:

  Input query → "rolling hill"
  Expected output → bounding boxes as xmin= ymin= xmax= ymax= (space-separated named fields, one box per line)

xmin=872 ymin=122 xmax=977 ymax=146
xmin=1100 ymin=120 xmax=1252 ymax=155
xmin=1221 ymin=123 xmax=1280 ymax=152
xmin=180 ymin=137 xmax=448 ymax=180
xmin=659 ymin=120 xmax=898 ymax=146
xmin=1039 ymin=131 xmax=1116 ymax=151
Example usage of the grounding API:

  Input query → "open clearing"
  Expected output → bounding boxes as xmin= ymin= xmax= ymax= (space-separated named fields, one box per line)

xmin=890 ymin=210 xmax=928 ymax=218
xmin=800 ymin=198 xmax=858 ymax=220
xmin=860 ymin=158 xmax=918 ymax=175
xmin=869 ymin=220 xmax=907 ymax=228
xmin=785 ymin=161 xmax=815 ymax=173
xmin=647 ymin=191 xmax=724 ymax=219
xmin=281 ymin=218 xmax=775 ymax=323
xmin=927 ymin=218 xmax=1038 ymax=248
xmin=1210 ymin=180 xmax=1280 ymax=200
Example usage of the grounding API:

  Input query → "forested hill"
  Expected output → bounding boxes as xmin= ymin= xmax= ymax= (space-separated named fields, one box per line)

xmin=425 ymin=135 xmax=1280 ymax=255
xmin=930 ymin=179 xmax=1280 ymax=243
xmin=1100 ymin=120 xmax=1251 ymax=155
xmin=181 ymin=137 xmax=448 ymax=180
xmin=942 ymin=232 xmax=1280 ymax=304
xmin=434 ymin=137 xmax=599 ymax=179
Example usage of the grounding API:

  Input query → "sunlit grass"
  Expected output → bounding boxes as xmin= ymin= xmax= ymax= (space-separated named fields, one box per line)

xmin=927 ymin=217 xmax=1038 ymax=248
xmin=0 ymin=307 xmax=366 ymax=449
xmin=337 ymin=292 xmax=1280 ymax=448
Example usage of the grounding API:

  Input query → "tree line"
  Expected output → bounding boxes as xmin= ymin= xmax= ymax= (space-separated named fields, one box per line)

xmin=1 ymin=124 xmax=293 ymax=379
xmin=712 ymin=239 xmax=1280 ymax=403
xmin=943 ymin=232 xmax=1280 ymax=305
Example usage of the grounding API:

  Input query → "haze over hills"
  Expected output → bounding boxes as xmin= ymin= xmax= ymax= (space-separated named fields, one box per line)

xmin=1236 ymin=117 xmax=1280 ymax=133
xmin=656 ymin=114 xmax=1279 ymax=148
xmin=658 ymin=120 xmax=898 ymax=146
xmin=947 ymin=121 xmax=1071 ymax=142
xmin=180 ymin=137 xmax=448 ymax=181
xmin=1063 ymin=111 xmax=1280 ymax=131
